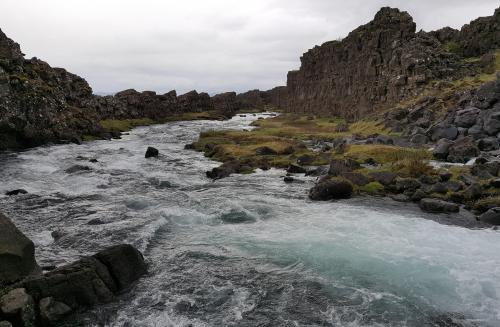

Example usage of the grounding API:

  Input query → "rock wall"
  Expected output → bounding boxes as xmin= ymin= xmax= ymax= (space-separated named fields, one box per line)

xmin=284 ymin=7 xmax=498 ymax=118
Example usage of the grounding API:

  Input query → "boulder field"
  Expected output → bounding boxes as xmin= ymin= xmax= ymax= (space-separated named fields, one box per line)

xmin=0 ymin=213 xmax=147 ymax=327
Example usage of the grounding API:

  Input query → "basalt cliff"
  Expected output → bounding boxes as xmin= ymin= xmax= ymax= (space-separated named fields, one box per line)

xmin=283 ymin=7 xmax=500 ymax=118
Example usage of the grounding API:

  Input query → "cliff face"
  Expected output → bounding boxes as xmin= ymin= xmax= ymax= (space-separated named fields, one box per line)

xmin=0 ymin=29 xmax=99 ymax=149
xmin=284 ymin=7 xmax=499 ymax=118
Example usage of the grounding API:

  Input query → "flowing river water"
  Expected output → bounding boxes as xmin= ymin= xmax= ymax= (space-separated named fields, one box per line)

xmin=0 ymin=114 xmax=499 ymax=327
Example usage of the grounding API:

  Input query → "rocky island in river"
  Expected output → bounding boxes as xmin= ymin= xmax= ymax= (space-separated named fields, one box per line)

xmin=1 ymin=3 xmax=500 ymax=327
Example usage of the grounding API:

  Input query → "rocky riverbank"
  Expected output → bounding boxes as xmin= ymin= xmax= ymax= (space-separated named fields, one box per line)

xmin=0 ymin=213 xmax=147 ymax=327
xmin=185 ymin=6 xmax=500 ymax=227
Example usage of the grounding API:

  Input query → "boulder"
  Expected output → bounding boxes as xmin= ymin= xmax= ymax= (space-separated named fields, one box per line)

xmin=368 ymin=171 xmax=397 ymax=186
xmin=305 ymin=166 xmax=329 ymax=177
xmin=23 ymin=244 xmax=146 ymax=310
xmin=419 ymin=198 xmax=460 ymax=213
xmin=341 ymin=172 xmax=371 ymax=186
xmin=0 ymin=288 xmax=35 ymax=327
xmin=64 ymin=165 xmax=91 ymax=174
xmin=5 ymin=189 xmax=28 ymax=196
xmin=447 ymin=137 xmax=480 ymax=163
xmin=433 ymin=139 xmax=454 ymax=160
xmin=283 ymin=176 xmax=294 ymax=183
xmin=454 ymin=107 xmax=480 ymax=128
xmin=395 ymin=178 xmax=421 ymax=193
xmin=0 ymin=321 xmax=12 ymax=327
xmin=484 ymin=112 xmax=500 ymax=135
xmin=463 ymin=183 xmax=483 ymax=200
xmin=286 ymin=164 xmax=307 ymax=174
xmin=309 ymin=178 xmax=353 ymax=201
xmin=145 ymin=147 xmax=159 ymax=158
xmin=328 ymin=159 xmax=360 ymax=176
xmin=93 ymin=244 xmax=147 ymax=290
xmin=477 ymin=137 xmax=500 ymax=151
xmin=39 ymin=297 xmax=72 ymax=326
xmin=431 ymin=125 xmax=458 ymax=141
xmin=410 ymin=134 xmax=428 ymax=145
xmin=206 ymin=161 xmax=240 ymax=180
xmin=0 ymin=213 xmax=40 ymax=285
xmin=479 ymin=207 xmax=500 ymax=225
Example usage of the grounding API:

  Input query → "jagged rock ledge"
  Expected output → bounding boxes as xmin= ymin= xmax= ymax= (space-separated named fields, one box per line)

xmin=0 ymin=213 xmax=147 ymax=327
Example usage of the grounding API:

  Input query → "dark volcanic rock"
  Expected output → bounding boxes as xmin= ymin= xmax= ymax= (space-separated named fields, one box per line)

xmin=368 ymin=171 xmax=397 ymax=186
xmin=65 ymin=165 xmax=91 ymax=174
xmin=145 ymin=146 xmax=159 ymax=158
xmin=479 ymin=207 xmax=500 ymax=225
xmin=309 ymin=178 xmax=353 ymax=201
xmin=23 ymin=244 xmax=146 ymax=309
xmin=419 ymin=198 xmax=460 ymax=213
xmin=447 ymin=137 xmax=480 ymax=163
xmin=286 ymin=164 xmax=307 ymax=174
xmin=5 ymin=189 xmax=27 ymax=196
xmin=285 ymin=7 xmax=477 ymax=119
xmin=341 ymin=172 xmax=371 ymax=186
xmin=433 ymin=139 xmax=454 ymax=160
xmin=328 ymin=159 xmax=360 ymax=176
xmin=0 ymin=288 xmax=35 ymax=327
xmin=0 ymin=213 xmax=40 ymax=285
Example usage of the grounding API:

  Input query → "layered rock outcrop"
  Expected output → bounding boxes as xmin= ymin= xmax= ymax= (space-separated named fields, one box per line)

xmin=284 ymin=7 xmax=499 ymax=118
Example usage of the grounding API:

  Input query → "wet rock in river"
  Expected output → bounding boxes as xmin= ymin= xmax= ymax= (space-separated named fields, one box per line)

xmin=309 ymin=177 xmax=353 ymax=201
xmin=23 ymin=244 xmax=147 ymax=309
xmin=0 ymin=213 xmax=40 ymax=285
xmin=219 ymin=211 xmax=256 ymax=224
xmin=479 ymin=207 xmax=500 ymax=225
xmin=284 ymin=176 xmax=295 ymax=183
xmin=64 ymin=165 xmax=91 ymax=174
xmin=286 ymin=164 xmax=307 ymax=174
xmin=145 ymin=146 xmax=159 ymax=158
xmin=5 ymin=189 xmax=28 ymax=196
xmin=419 ymin=198 xmax=460 ymax=213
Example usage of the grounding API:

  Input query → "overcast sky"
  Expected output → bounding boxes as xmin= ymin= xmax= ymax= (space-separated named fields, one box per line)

xmin=0 ymin=0 xmax=498 ymax=95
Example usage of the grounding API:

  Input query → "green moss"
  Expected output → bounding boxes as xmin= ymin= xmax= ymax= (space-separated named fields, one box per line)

xmin=357 ymin=181 xmax=384 ymax=194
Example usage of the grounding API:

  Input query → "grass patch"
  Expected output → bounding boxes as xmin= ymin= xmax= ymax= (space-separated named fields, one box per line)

xmin=357 ymin=181 xmax=384 ymax=194
xmin=343 ymin=145 xmax=431 ymax=164
xmin=249 ymin=114 xmax=393 ymax=141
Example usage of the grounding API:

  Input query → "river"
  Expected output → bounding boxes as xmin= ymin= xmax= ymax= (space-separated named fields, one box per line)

xmin=0 ymin=113 xmax=499 ymax=326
